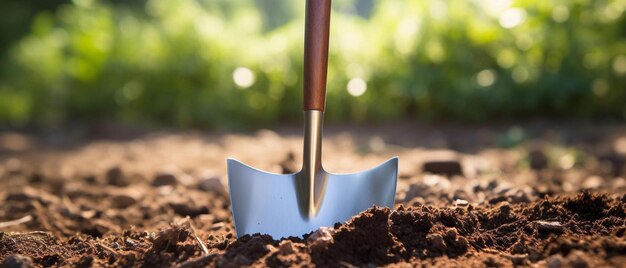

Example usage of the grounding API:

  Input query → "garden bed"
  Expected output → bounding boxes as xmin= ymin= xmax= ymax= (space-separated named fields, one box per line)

xmin=1 ymin=122 xmax=625 ymax=267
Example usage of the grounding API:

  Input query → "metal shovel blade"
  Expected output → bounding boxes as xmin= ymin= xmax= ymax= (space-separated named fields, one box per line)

xmin=227 ymin=157 xmax=398 ymax=239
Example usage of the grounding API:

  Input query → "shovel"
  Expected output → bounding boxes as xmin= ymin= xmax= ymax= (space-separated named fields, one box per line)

xmin=227 ymin=0 xmax=398 ymax=239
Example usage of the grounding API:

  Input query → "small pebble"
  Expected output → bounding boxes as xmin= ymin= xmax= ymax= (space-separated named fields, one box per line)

xmin=455 ymin=199 xmax=469 ymax=206
xmin=535 ymin=221 xmax=564 ymax=234
xmin=307 ymin=227 xmax=335 ymax=249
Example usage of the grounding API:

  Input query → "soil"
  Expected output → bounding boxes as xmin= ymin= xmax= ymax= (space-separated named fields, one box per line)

xmin=1 ymin=121 xmax=626 ymax=267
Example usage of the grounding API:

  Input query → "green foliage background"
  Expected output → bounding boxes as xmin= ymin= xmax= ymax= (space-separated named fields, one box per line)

xmin=0 ymin=0 xmax=625 ymax=128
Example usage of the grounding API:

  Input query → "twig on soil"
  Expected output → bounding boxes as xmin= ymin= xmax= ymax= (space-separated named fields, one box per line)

xmin=98 ymin=242 xmax=120 ymax=256
xmin=14 ymin=231 xmax=51 ymax=236
xmin=185 ymin=216 xmax=209 ymax=255
xmin=0 ymin=215 xmax=32 ymax=228
xmin=31 ymin=201 xmax=66 ymax=236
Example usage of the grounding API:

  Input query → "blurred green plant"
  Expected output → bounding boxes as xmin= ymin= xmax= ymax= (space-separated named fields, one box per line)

xmin=0 ymin=0 xmax=625 ymax=128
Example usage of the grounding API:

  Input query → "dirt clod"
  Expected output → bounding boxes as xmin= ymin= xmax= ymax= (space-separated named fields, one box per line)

xmin=529 ymin=149 xmax=549 ymax=170
xmin=152 ymin=172 xmax=178 ymax=187
xmin=111 ymin=190 xmax=141 ymax=208
xmin=423 ymin=160 xmax=463 ymax=176
xmin=106 ymin=167 xmax=128 ymax=187
xmin=277 ymin=240 xmax=295 ymax=255
xmin=198 ymin=176 xmax=226 ymax=196
xmin=427 ymin=233 xmax=447 ymax=251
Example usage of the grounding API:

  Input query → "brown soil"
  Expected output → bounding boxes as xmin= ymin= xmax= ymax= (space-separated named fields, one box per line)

xmin=1 ymin=122 xmax=626 ymax=267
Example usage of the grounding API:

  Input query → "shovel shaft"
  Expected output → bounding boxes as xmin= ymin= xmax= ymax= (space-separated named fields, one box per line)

xmin=304 ymin=0 xmax=331 ymax=111
xmin=299 ymin=110 xmax=327 ymax=218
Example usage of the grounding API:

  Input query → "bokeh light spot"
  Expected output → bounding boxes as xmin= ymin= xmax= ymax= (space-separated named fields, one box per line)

xmin=484 ymin=0 xmax=513 ymax=16
xmin=347 ymin=78 xmax=367 ymax=97
xmin=477 ymin=69 xmax=496 ymax=87
xmin=233 ymin=67 xmax=255 ymax=89
xmin=613 ymin=55 xmax=626 ymax=75
xmin=559 ymin=154 xmax=575 ymax=169
xmin=430 ymin=0 xmax=447 ymax=19
xmin=515 ymin=34 xmax=533 ymax=50
xmin=552 ymin=5 xmax=570 ymax=23
xmin=499 ymin=8 xmax=526 ymax=29
xmin=497 ymin=49 xmax=517 ymax=69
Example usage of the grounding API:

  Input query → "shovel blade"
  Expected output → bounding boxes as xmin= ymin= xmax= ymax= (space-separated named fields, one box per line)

xmin=227 ymin=157 xmax=398 ymax=239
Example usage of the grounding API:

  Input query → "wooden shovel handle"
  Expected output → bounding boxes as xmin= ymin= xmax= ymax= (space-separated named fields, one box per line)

xmin=303 ymin=0 xmax=331 ymax=111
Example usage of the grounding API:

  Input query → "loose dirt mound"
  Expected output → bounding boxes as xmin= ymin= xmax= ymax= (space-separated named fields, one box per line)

xmin=1 ymin=191 xmax=625 ymax=267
